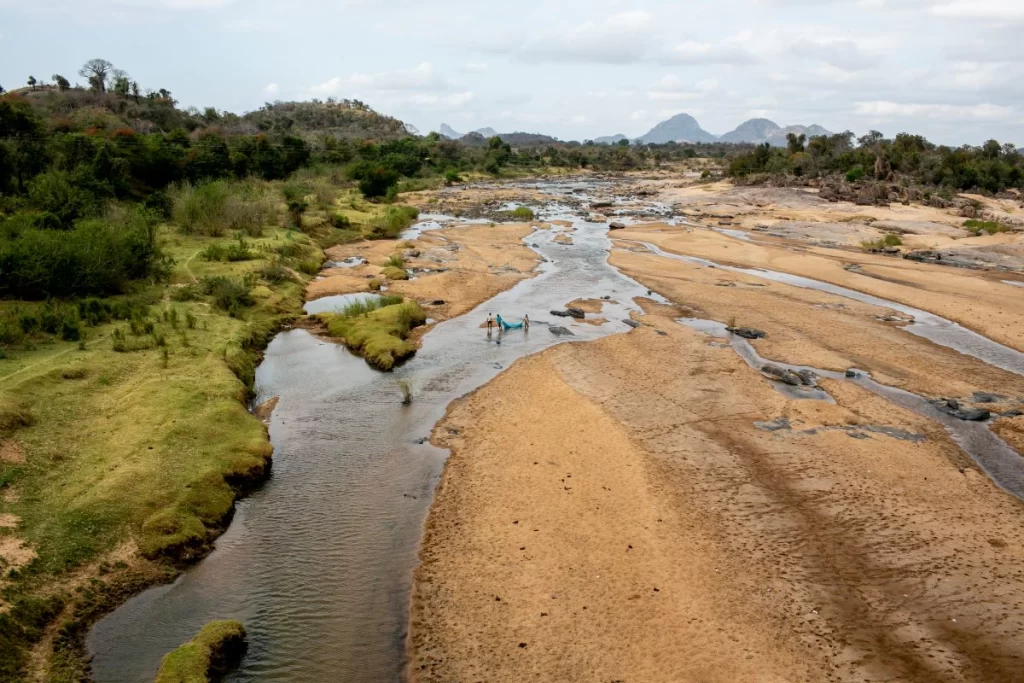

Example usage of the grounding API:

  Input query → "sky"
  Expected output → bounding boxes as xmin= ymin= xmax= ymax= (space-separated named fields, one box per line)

xmin=1 ymin=0 xmax=1022 ymax=146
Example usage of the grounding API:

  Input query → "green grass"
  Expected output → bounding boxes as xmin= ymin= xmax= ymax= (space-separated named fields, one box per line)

xmin=964 ymin=219 xmax=1011 ymax=235
xmin=155 ymin=620 xmax=247 ymax=683
xmin=504 ymin=206 xmax=535 ymax=221
xmin=320 ymin=301 xmax=426 ymax=370
xmin=861 ymin=233 xmax=903 ymax=251
xmin=0 ymin=223 xmax=316 ymax=681
xmin=381 ymin=265 xmax=409 ymax=281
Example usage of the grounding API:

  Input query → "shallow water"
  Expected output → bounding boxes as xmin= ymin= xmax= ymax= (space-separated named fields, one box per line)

xmin=634 ymin=241 xmax=1024 ymax=375
xmin=87 ymin=205 xmax=660 ymax=683
xmin=303 ymin=293 xmax=383 ymax=315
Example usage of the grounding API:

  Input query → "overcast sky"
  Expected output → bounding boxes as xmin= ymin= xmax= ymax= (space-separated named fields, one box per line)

xmin=1 ymin=0 xmax=1022 ymax=146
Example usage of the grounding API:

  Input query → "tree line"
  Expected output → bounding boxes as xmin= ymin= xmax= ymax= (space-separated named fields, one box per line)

xmin=728 ymin=131 xmax=1023 ymax=193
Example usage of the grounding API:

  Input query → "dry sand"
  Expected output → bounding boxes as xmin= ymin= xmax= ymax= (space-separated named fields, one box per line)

xmin=411 ymin=314 xmax=1024 ymax=683
xmin=307 ymin=222 xmax=539 ymax=323
xmin=408 ymin=178 xmax=1024 ymax=683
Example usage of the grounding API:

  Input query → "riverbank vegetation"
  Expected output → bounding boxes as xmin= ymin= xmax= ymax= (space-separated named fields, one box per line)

xmin=319 ymin=298 xmax=426 ymax=370
xmin=727 ymin=131 xmax=1024 ymax=194
xmin=154 ymin=620 xmax=247 ymax=683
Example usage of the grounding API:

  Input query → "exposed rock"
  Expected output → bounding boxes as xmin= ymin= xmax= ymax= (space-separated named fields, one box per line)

xmin=761 ymin=364 xmax=804 ymax=386
xmin=795 ymin=369 xmax=818 ymax=386
xmin=566 ymin=307 xmax=586 ymax=319
xmin=727 ymin=326 xmax=767 ymax=339
xmin=972 ymin=392 xmax=1006 ymax=403
xmin=428 ymin=299 xmax=445 ymax=306
xmin=585 ymin=214 xmax=607 ymax=223
xmin=622 ymin=319 xmax=641 ymax=329
xmin=959 ymin=205 xmax=977 ymax=218
xmin=550 ymin=310 xmax=572 ymax=318
xmin=609 ymin=222 xmax=626 ymax=230
xmin=845 ymin=369 xmax=859 ymax=378
xmin=956 ymin=409 xmax=991 ymax=421
xmin=755 ymin=417 xmax=792 ymax=432
xmin=549 ymin=326 xmax=575 ymax=336
xmin=590 ymin=201 xmax=614 ymax=209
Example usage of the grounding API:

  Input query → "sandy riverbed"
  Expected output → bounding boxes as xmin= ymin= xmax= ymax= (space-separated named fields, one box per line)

xmin=407 ymin=176 xmax=1024 ymax=683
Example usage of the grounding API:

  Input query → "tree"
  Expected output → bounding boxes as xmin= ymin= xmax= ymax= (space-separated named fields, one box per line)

xmin=130 ymin=81 xmax=141 ymax=103
xmin=786 ymin=133 xmax=806 ymax=155
xmin=27 ymin=76 xmax=37 ymax=91
xmin=79 ymin=58 xmax=114 ymax=93
xmin=111 ymin=69 xmax=131 ymax=97
xmin=52 ymin=74 xmax=71 ymax=91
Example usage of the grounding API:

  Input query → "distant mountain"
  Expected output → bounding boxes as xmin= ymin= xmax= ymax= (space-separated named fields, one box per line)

xmin=638 ymin=113 xmax=717 ymax=144
xmin=719 ymin=118 xmax=782 ymax=144
xmin=594 ymin=134 xmax=628 ymax=145
xmin=439 ymin=124 xmax=558 ymax=146
xmin=717 ymin=119 xmax=833 ymax=147
xmin=439 ymin=123 xmax=463 ymax=139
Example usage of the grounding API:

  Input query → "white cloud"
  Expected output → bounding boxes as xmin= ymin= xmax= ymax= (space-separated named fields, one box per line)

xmin=605 ymin=10 xmax=653 ymax=29
xmin=929 ymin=0 xmax=1024 ymax=21
xmin=854 ymin=100 xmax=1013 ymax=120
xmin=264 ymin=82 xmax=279 ymax=95
xmin=463 ymin=61 xmax=488 ymax=72
xmin=661 ymin=40 xmax=755 ymax=65
xmin=311 ymin=62 xmax=453 ymax=96
xmin=790 ymin=38 xmax=881 ymax=70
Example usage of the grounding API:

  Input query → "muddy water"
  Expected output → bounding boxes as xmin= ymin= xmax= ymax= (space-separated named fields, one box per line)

xmin=634 ymin=240 xmax=1024 ymax=375
xmin=87 ymin=208 xmax=658 ymax=682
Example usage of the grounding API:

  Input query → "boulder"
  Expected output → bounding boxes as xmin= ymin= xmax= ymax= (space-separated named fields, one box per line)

xmin=959 ymin=205 xmax=977 ymax=218
xmin=819 ymin=187 xmax=839 ymax=202
xmin=972 ymin=392 xmax=1006 ymax=403
xmin=727 ymin=326 xmax=767 ymax=339
xmin=566 ymin=307 xmax=586 ymax=319
xmin=622 ymin=319 xmax=640 ymax=329
xmin=956 ymin=408 xmax=991 ymax=421
xmin=549 ymin=326 xmax=574 ymax=336
xmin=586 ymin=214 xmax=607 ymax=223
xmin=550 ymin=310 xmax=572 ymax=318
xmin=761 ymin=364 xmax=804 ymax=386
xmin=590 ymin=201 xmax=614 ymax=209
xmin=795 ymin=369 xmax=818 ymax=386
xmin=609 ymin=221 xmax=626 ymax=230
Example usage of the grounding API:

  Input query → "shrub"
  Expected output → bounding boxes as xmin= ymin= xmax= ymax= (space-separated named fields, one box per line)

xmin=444 ymin=169 xmax=462 ymax=186
xmin=861 ymin=233 xmax=903 ymax=251
xmin=0 ymin=208 xmax=165 ymax=299
xmin=508 ymin=206 xmax=535 ymax=221
xmin=384 ymin=254 xmax=406 ymax=269
xmin=171 ymin=181 xmax=275 ymax=237
xmin=200 ymin=237 xmax=257 ymax=262
xmin=845 ymin=166 xmax=866 ymax=183
xmin=256 ymin=259 xmax=291 ymax=283
xmin=200 ymin=276 xmax=253 ymax=314
xmin=368 ymin=278 xmax=381 ymax=291
xmin=367 ymin=205 xmax=419 ymax=240
xmin=328 ymin=213 xmax=351 ymax=229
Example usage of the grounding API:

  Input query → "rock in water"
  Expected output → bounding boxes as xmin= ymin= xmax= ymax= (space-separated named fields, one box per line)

xmin=609 ymin=221 xmax=626 ymax=230
xmin=549 ymin=326 xmax=575 ymax=336
xmin=566 ymin=307 xmax=586 ymax=319
xmin=728 ymin=326 xmax=767 ymax=339
xmin=550 ymin=310 xmax=571 ymax=317
xmin=622 ymin=319 xmax=641 ymax=329
xmin=760 ymin=364 xmax=804 ymax=386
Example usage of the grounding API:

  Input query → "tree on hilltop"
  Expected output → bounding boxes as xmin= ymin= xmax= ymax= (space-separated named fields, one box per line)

xmin=79 ymin=58 xmax=114 ymax=93
xmin=53 ymin=74 xmax=71 ymax=91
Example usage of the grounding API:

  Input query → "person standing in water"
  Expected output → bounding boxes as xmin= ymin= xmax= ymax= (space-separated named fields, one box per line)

xmin=486 ymin=313 xmax=495 ymax=335
xmin=523 ymin=314 xmax=530 ymax=330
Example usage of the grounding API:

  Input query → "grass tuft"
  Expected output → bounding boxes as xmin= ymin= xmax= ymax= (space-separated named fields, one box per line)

xmin=155 ymin=620 xmax=247 ymax=683
xmin=320 ymin=301 xmax=426 ymax=370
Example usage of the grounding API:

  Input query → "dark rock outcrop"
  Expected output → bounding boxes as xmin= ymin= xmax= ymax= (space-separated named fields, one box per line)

xmin=549 ymin=326 xmax=574 ymax=336
xmin=727 ymin=326 xmax=767 ymax=339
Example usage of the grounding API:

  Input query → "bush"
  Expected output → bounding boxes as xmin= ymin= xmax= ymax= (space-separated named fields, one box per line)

xmin=384 ymin=254 xmax=406 ymax=269
xmin=0 ymin=208 xmax=165 ymax=299
xmin=200 ymin=237 xmax=258 ymax=262
xmin=367 ymin=205 xmax=419 ymax=240
xmin=171 ymin=181 xmax=275 ymax=237
xmin=328 ymin=213 xmax=351 ymax=229
xmin=845 ymin=166 xmax=866 ymax=183
xmin=200 ymin=276 xmax=253 ymax=314
xmin=256 ymin=259 xmax=291 ymax=283
xmin=861 ymin=233 xmax=903 ymax=251
xmin=508 ymin=206 xmax=535 ymax=221
xmin=320 ymin=301 xmax=426 ymax=370
xmin=381 ymin=265 xmax=409 ymax=281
